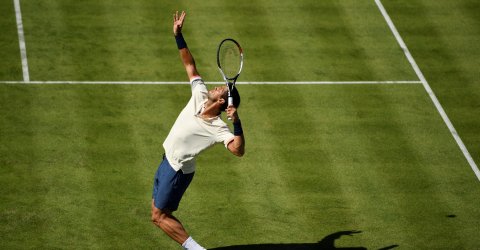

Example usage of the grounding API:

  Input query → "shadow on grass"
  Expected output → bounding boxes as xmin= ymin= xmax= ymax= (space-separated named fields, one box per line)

xmin=210 ymin=231 xmax=398 ymax=250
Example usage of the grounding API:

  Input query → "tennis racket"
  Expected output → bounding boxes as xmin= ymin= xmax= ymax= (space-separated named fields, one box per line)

xmin=217 ymin=38 xmax=244 ymax=119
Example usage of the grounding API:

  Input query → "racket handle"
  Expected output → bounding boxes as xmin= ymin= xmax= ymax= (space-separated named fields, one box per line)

xmin=227 ymin=96 xmax=233 ymax=120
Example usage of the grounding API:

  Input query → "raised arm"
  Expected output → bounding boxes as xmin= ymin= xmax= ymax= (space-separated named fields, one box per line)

xmin=173 ymin=11 xmax=200 ymax=80
xmin=226 ymin=106 xmax=245 ymax=157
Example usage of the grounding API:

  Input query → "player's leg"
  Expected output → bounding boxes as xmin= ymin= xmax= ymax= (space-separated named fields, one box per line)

xmin=151 ymin=156 xmax=204 ymax=249
xmin=151 ymin=200 xmax=189 ymax=244
xmin=151 ymin=202 xmax=205 ymax=249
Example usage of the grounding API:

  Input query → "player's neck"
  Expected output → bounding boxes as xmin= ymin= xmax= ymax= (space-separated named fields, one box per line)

xmin=201 ymin=101 xmax=221 ymax=118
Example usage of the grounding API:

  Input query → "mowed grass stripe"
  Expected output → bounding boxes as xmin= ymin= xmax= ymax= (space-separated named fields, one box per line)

xmin=0 ymin=86 xmax=44 ymax=248
xmin=0 ymin=0 xmax=22 ymax=80
xmin=73 ymin=85 xmax=129 ymax=247
xmin=254 ymin=86 xmax=358 ymax=242
xmin=33 ymin=86 xmax=100 ymax=248
xmin=238 ymin=86 xmax=346 ymax=244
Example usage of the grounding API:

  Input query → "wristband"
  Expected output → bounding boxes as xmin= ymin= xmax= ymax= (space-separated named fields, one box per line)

xmin=175 ymin=33 xmax=187 ymax=50
xmin=233 ymin=120 xmax=243 ymax=136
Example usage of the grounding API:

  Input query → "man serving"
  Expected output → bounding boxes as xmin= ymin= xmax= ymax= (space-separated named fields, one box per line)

xmin=150 ymin=11 xmax=245 ymax=250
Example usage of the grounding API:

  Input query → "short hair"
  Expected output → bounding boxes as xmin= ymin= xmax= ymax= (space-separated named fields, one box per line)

xmin=220 ymin=85 xmax=241 ymax=111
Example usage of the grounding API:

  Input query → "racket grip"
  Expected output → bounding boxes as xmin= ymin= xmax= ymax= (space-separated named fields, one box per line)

xmin=227 ymin=96 xmax=233 ymax=120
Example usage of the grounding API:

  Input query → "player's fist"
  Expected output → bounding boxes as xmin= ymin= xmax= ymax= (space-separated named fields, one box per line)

xmin=226 ymin=105 xmax=239 ymax=123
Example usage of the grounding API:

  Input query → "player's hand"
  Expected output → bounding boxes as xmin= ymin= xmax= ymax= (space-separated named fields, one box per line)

xmin=173 ymin=11 xmax=186 ymax=36
xmin=226 ymin=105 xmax=239 ymax=123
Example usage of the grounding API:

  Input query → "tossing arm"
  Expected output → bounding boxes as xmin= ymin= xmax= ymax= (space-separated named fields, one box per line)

xmin=173 ymin=11 xmax=200 ymax=81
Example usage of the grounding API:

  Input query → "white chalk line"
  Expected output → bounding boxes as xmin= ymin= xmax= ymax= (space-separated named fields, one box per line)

xmin=13 ymin=0 xmax=30 ymax=82
xmin=0 ymin=80 xmax=422 ymax=85
xmin=375 ymin=0 xmax=480 ymax=181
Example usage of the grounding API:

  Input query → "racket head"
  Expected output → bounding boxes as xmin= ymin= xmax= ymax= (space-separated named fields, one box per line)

xmin=217 ymin=38 xmax=243 ymax=81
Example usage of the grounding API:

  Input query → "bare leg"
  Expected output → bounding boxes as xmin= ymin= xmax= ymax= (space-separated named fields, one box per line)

xmin=151 ymin=200 xmax=189 ymax=245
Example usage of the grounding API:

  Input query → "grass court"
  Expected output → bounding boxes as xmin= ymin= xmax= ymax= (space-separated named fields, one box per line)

xmin=1 ymin=0 xmax=479 ymax=249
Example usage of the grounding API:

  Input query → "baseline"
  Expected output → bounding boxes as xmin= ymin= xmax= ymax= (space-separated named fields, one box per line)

xmin=0 ymin=80 xmax=422 ymax=85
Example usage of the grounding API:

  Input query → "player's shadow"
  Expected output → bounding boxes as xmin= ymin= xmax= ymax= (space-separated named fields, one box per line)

xmin=209 ymin=230 xmax=398 ymax=250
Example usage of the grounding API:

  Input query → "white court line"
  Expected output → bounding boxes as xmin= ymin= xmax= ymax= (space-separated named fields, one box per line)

xmin=13 ymin=0 xmax=30 ymax=82
xmin=0 ymin=80 xmax=421 ymax=85
xmin=236 ymin=81 xmax=421 ymax=85
xmin=375 ymin=0 xmax=480 ymax=181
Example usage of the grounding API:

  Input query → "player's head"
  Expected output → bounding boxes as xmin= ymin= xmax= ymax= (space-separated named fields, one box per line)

xmin=220 ymin=86 xmax=240 ymax=111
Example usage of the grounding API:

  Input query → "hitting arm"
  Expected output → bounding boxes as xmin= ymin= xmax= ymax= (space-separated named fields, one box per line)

xmin=173 ymin=11 xmax=199 ymax=80
xmin=226 ymin=106 xmax=245 ymax=157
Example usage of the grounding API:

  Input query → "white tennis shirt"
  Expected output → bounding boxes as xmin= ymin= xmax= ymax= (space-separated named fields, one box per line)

xmin=163 ymin=77 xmax=235 ymax=174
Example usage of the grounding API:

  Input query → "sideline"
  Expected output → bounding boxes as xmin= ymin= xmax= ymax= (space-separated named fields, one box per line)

xmin=375 ymin=0 xmax=480 ymax=181
xmin=14 ymin=0 xmax=30 ymax=82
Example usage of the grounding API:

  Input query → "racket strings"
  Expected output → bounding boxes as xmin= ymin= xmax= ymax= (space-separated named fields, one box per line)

xmin=219 ymin=43 xmax=241 ymax=79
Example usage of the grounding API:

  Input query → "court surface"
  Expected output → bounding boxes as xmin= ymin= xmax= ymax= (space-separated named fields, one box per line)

xmin=1 ymin=0 xmax=479 ymax=249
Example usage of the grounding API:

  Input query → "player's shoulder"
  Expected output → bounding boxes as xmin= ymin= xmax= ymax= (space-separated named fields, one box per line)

xmin=190 ymin=76 xmax=205 ymax=90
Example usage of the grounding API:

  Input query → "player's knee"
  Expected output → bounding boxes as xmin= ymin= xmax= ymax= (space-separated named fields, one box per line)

xmin=151 ymin=208 xmax=168 ymax=226
xmin=151 ymin=211 xmax=162 ymax=225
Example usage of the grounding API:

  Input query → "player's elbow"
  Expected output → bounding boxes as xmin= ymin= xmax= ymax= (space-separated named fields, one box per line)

xmin=228 ymin=139 xmax=245 ymax=157
xmin=233 ymin=148 xmax=245 ymax=157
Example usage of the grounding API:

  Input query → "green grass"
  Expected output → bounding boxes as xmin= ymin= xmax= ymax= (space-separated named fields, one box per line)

xmin=19 ymin=0 xmax=416 ymax=81
xmin=0 ymin=0 xmax=22 ymax=80
xmin=2 ymin=84 xmax=479 ymax=249
xmin=1 ymin=0 xmax=480 ymax=249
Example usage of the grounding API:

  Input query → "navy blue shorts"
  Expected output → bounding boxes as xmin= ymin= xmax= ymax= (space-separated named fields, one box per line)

xmin=152 ymin=156 xmax=194 ymax=211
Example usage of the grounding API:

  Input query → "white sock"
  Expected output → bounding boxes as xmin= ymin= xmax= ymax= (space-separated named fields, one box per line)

xmin=182 ymin=236 xmax=206 ymax=250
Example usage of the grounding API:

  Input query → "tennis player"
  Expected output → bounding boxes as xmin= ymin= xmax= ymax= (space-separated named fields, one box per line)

xmin=150 ymin=11 xmax=245 ymax=250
